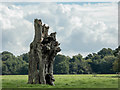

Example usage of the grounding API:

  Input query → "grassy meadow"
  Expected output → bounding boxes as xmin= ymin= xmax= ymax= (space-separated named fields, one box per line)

xmin=1 ymin=74 xmax=119 ymax=88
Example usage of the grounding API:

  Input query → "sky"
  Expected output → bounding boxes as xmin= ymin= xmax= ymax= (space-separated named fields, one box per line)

xmin=0 ymin=2 xmax=118 ymax=57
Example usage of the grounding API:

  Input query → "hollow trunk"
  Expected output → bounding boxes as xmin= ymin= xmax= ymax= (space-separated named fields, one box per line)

xmin=28 ymin=19 xmax=61 ymax=85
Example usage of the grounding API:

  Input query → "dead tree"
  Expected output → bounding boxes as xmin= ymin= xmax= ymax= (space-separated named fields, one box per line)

xmin=28 ymin=19 xmax=61 ymax=85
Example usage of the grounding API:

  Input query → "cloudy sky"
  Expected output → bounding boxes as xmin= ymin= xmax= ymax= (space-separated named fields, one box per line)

xmin=0 ymin=2 xmax=118 ymax=57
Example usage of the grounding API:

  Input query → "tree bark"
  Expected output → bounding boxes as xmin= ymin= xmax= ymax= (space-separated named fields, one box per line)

xmin=28 ymin=19 xmax=61 ymax=85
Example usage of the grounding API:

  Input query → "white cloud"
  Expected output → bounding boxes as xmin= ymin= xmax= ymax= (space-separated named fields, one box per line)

xmin=0 ymin=0 xmax=119 ymax=3
xmin=1 ymin=2 xmax=118 ymax=57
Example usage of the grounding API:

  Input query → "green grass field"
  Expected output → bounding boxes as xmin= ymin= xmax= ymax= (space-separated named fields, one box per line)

xmin=1 ymin=74 xmax=119 ymax=88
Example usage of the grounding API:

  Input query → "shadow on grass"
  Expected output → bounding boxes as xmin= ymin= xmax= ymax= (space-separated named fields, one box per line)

xmin=92 ymin=75 xmax=120 ymax=78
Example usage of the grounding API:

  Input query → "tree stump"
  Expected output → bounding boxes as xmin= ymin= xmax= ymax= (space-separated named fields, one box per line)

xmin=28 ymin=19 xmax=61 ymax=85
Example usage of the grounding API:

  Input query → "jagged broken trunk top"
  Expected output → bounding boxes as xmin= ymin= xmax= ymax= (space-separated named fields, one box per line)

xmin=28 ymin=19 xmax=61 ymax=85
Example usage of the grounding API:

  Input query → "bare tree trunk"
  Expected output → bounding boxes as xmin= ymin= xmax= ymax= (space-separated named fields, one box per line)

xmin=28 ymin=19 xmax=61 ymax=85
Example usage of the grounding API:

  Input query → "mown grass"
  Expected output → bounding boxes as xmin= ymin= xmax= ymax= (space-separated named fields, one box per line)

xmin=1 ymin=74 xmax=119 ymax=88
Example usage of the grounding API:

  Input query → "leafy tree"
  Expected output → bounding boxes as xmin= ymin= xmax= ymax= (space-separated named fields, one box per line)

xmin=113 ymin=59 xmax=120 ymax=72
xmin=85 ymin=54 xmax=93 ymax=60
xmin=1 ymin=46 xmax=119 ymax=75
xmin=2 ymin=51 xmax=28 ymax=75
xmin=100 ymin=56 xmax=116 ymax=74
xmin=98 ymin=48 xmax=113 ymax=58
xmin=53 ymin=54 xmax=70 ymax=74
xmin=19 ymin=53 xmax=29 ymax=63
xmin=69 ymin=54 xmax=91 ymax=74
xmin=113 ymin=46 xmax=120 ymax=72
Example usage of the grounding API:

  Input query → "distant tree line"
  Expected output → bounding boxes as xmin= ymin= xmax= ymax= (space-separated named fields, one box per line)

xmin=1 ymin=46 xmax=120 ymax=75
